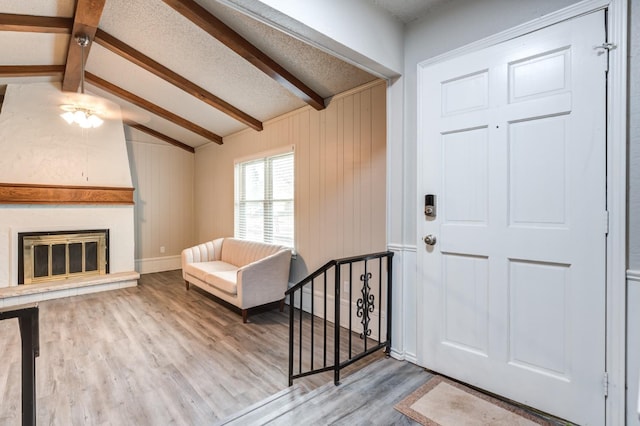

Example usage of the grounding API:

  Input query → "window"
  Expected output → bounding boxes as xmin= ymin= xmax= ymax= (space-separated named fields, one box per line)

xmin=235 ymin=147 xmax=294 ymax=248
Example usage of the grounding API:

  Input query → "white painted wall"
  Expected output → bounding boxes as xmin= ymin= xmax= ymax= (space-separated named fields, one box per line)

xmin=125 ymin=128 xmax=195 ymax=274
xmin=0 ymin=83 xmax=132 ymax=187
xmin=223 ymin=0 xmax=403 ymax=77
xmin=0 ymin=83 xmax=135 ymax=287
xmin=629 ymin=274 xmax=640 ymax=426
xmin=629 ymin=0 xmax=640 ymax=271
xmin=627 ymin=1 xmax=640 ymax=424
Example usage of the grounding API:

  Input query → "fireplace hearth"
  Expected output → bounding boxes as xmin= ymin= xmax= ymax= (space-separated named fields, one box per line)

xmin=18 ymin=230 xmax=109 ymax=285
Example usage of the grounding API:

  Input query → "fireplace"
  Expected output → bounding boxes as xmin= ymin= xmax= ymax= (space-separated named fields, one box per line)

xmin=0 ymin=84 xmax=138 ymax=303
xmin=18 ymin=230 xmax=109 ymax=285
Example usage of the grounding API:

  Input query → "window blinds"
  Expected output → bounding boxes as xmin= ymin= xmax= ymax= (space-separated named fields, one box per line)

xmin=235 ymin=150 xmax=294 ymax=247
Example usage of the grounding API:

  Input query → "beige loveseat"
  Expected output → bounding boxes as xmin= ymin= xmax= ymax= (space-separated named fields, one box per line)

xmin=181 ymin=237 xmax=292 ymax=322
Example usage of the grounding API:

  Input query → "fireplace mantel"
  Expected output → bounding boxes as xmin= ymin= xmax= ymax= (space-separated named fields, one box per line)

xmin=0 ymin=183 xmax=134 ymax=205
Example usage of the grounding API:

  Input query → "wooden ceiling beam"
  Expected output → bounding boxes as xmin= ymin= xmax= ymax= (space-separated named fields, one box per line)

xmin=0 ymin=64 xmax=200 ymax=151
xmin=162 ymin=0 xmax=326 ymax=110
xmin=85 ymin=72 xmax=223 ymax=145
xmin=0 ymin=65 xmax=65 ymax=77
xmin=125 ymin=122 xmax=195 ymax=153
xmin=0 ymin=13 xmax=72 ymax=33
xmin=62 ymin=0 xmax=106 ymax=92
xmin=94 ymin=29 xmax=263 ymax=131
xmin=0 ymin=14 xmax=257 ymax=134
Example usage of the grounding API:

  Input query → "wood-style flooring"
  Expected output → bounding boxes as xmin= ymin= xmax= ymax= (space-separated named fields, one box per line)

xmin=0 ymin=270 xmax=427 ymax=425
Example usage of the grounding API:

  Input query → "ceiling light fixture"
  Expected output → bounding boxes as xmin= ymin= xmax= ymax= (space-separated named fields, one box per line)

xmin=60 ymin=105 xmax=104 ymax=128
xmin=60 ymin=34 xmax=104 ymax=129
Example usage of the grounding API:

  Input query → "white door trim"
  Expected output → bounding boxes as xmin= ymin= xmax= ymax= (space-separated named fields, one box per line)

xmin=604 ymin=1 xmax=628 ymax=425
xmin=416 ymin=0 xmax=627 ymax=423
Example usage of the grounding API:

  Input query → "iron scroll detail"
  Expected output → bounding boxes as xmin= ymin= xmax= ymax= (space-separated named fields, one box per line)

xmin=356 ymin=272 xmax=375 ymax=339
xmin=286 ymin=250 xmax=393 ymax=386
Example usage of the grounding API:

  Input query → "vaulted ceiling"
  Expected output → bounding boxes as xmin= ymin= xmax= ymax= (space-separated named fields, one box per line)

xmin=0 ymin=0 xmax=438 ymax=152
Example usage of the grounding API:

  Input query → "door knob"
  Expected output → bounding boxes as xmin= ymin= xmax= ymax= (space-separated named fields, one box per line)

xmin=423 ymin=234 xmax=437 ymax=246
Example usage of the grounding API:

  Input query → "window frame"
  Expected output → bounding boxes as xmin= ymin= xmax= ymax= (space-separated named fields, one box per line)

xmin=234 ymin=145 xmax=295 ymax=249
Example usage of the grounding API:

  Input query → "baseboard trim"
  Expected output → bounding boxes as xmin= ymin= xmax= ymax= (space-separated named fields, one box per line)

xmin=404 ymin=352 xmax=418 ymax=365
xmin=136 ymin=255 xmax=181 ymax=274
xmin=390 ymin=349 xmax=418 ymax=364
xmin=390 ymin=348 xmax=405 ymax=360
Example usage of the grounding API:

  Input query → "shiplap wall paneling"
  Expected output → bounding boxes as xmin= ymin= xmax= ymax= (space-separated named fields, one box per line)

xmin=371 ymin=86 xmax=387 ymax=252
xmin=127 ymin=131 xmax=195 ymax=272
xmin=294 ymin=110 xmax=311 ymax=271
xmin=195 ymin=80 xmax=387 ymax=284
xmin=194 ymin=141 xmax=233 ymax=241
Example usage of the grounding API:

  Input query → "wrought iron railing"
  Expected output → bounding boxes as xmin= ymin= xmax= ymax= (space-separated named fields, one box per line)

xmin=286 ymin=251 xmax=393 ymax=386
xmin=0 ymin=303 xmax=40 ymax=426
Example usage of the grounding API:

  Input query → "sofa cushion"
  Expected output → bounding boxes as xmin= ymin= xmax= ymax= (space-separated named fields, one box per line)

xmin=184 ymin=261 xmax=238 ymax=295
xmin=204 ymin=270 xmax=238 ymax=295
xmin=221 ymin=238 xmax=285 ymax=267
xmin=183 ymin=261 xmax=211 ymax=282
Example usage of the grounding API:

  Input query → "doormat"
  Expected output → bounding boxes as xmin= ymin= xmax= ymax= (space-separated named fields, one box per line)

xmin=394 ymin=376 xmax=552 ymax=426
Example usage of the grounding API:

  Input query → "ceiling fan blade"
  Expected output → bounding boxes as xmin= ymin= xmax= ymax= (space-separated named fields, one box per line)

xmin=58 ymin=91 xmax=113 ymax=111
xmin=115 ymin=105 xmax=151 ymax=124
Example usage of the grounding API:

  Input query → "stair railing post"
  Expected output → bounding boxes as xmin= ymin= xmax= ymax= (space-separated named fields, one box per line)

xmin=386 ymin=253 xmax=393 ymax=355
xmin=288 ymin=290 xmax=294 ymax=386
xmin=20 ymin=309 xmax=38 ymax=426
xmin=286 ymin=253 xmax=393 ymax=386
xmin=1 ymin=304 xmax=39 ymax=426
xmin=334 ymin=265 xmax=341 ymax=385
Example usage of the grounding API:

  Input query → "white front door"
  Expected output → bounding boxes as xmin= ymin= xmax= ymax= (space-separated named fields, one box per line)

xmin=417 ymin=11 xmax=607 ymax=425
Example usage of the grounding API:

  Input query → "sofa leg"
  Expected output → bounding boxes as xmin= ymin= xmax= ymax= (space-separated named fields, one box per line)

xmin=279 ymin=299 xmax=285 ymax=312
xmin=185 ymin=280 xmax=190 ymax=290
xmin=242 ymin=309 xmax=249 ymax=323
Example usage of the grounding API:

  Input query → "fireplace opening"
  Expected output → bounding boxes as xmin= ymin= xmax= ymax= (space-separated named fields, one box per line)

xmin=18 ymin=230 xmax=109 ymax=284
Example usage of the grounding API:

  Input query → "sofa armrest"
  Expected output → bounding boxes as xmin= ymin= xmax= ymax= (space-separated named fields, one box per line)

xmin=236 ymin=249 xmax=292 ymax=309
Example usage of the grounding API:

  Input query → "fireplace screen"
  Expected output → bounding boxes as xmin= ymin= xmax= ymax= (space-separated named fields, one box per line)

xmin=19 ymin=230 xmax=108 ymax=284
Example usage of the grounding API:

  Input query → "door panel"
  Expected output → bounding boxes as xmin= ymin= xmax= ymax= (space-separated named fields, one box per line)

xmin=442 ymin=128 xmax=488 ymax=223
xmin=508 ymin=259 xmax=570 ymax=378
xmin=418 ymin=11 xmax=606 ymax=425
xmin=442 ymin=253 xmax=489 ymax=355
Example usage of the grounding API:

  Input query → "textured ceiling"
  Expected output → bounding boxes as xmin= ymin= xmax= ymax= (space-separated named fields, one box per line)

xmin=0 ymin=0 xmax=423 ymax=148
xmin=0 ymin=0 xmax=76 ymax=17
xmin=369 ymin=0 xmax=445 ymax=23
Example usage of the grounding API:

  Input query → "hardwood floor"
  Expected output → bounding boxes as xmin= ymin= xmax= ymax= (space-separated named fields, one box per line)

xmin=0 ymin=270 xmax=426 ymax=425
xmin=220 ymin=357 xmax=429 ymax=425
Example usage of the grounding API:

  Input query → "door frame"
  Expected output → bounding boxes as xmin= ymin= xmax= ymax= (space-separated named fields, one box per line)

xmin=415 ymin=0 xmax=627 ymax=423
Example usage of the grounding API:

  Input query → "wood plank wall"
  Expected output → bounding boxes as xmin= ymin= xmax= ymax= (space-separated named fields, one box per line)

xmin=126 ymin=134 xmax=195 ymax=269
xmin=195 ymin=80 xmax=387 ymax=282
